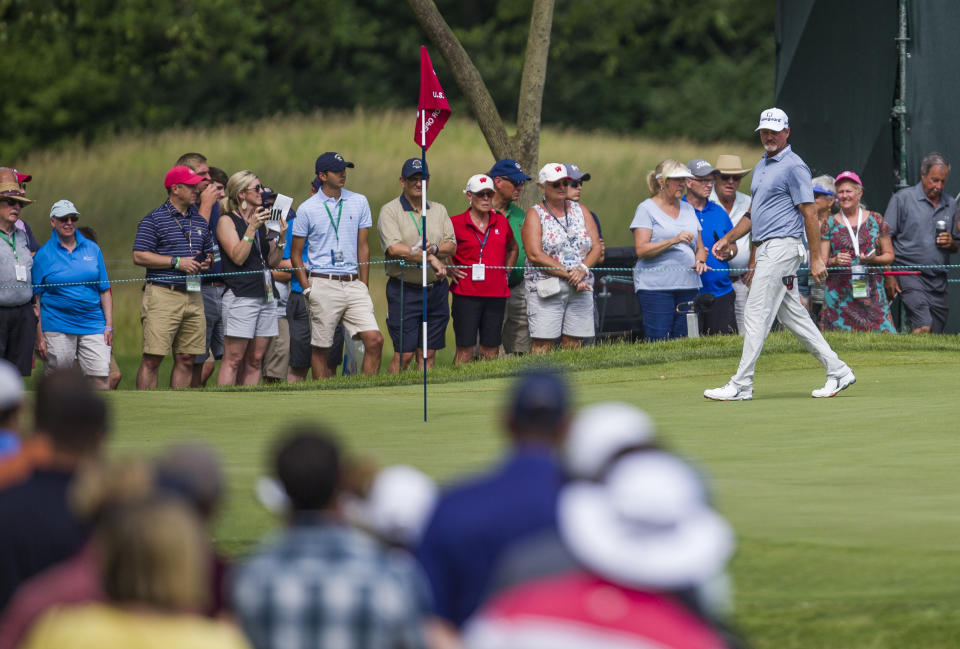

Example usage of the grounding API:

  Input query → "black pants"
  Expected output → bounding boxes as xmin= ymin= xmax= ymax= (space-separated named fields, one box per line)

xmin=700 ymin=290 xmax=738 ymax=336
xmin=0 ymin=302 xmax=36 ymax=376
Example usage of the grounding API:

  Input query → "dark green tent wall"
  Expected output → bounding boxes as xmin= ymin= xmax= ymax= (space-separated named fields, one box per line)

xmin=774 ymin=0 xmax=960 ymax=332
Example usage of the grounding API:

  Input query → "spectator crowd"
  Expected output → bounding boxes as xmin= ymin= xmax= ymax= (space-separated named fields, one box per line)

xmin=1 ymin=108 xmax=958 ymax=390
xmin=0 ymin=364 xmax=748 ymax=649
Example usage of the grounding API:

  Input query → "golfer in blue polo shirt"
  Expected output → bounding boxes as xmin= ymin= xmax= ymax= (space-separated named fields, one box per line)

xmin=33 ymin=200 xmax=113 ymax=389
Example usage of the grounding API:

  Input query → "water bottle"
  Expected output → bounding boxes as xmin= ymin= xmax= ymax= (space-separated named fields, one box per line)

xmin=935 ymin=219 xmax=947 ymax=241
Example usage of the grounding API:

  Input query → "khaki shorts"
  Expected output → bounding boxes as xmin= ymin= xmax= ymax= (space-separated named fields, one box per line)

xmin=306 ymin=277 xmax=379 ymax=348
xmin=140 ymin=283 xmax=206 ymax=356
xmin=262 ymin=317 xmax=290 ymax=379
xmin=44 ymin=331 xmax=111 ymax=377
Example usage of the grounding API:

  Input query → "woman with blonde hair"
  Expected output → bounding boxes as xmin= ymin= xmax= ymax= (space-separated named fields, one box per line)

xmin=630 ymin=159 xmax=708 ymax=341
xmin=22 ymin=497 xmax=250 ymax=649
xmin=216 ymin=171 xmax=285 ymax=385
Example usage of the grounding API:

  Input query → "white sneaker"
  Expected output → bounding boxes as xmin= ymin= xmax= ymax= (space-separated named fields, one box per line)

xmin=811 ymin=370 xmax=856 ymax=398
xmin=704 ymin=382 xmax=753 ymax=401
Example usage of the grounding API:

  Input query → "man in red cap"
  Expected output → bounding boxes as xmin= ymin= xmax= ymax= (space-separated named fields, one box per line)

xmin=132 ymin=166 xmax=214 ymax=389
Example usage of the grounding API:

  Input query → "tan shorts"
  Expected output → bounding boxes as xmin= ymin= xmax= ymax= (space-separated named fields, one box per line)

xmin=140 ymin=283 xmax=206 ymax=356
xmin=44 ymin=331 xmax=111 ymax=377
xmin=261 ymin=317 xmax=290 ymax=379
xmin=306 ymin=277 xmax=379 ymax=348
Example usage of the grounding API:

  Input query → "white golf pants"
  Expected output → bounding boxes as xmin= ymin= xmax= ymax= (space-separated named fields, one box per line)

xmin=731 ymin=237 xmax=848 ymax=388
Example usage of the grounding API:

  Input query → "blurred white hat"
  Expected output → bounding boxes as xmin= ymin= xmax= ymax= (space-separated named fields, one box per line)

xmin=559 ymin=451 xmax=734 ymax=590
xmin=564 ymin=402 xmax=656 ymax=480
xmin=0 ymin=360 xmax=23 ymax=410
xmin=358 ymin=465 xmax=437 ymax=547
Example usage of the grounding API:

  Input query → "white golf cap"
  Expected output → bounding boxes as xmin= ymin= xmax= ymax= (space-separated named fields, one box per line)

xmin=755 ymin=107 xmax=789 ymax=132
xmin=361 ymin=465 xmax=438 ymax=547
xmin=464 ymin=174 xmax=495 ymax=194
xmin=559 ymin=451 xmax=734 ymax=590
xmin=564 ymin=402 xmax=656 ymax=480
xmin=0 ymin=360 xmax=23 ymax=410
xmin=49 ymin=199 xmax=80 ymax=219
xmin=538 ymin=163 xmax=570 ymax=184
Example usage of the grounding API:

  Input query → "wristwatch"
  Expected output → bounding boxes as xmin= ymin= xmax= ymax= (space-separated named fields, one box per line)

xmin=429 ymin=244 xmax=439 ymax=256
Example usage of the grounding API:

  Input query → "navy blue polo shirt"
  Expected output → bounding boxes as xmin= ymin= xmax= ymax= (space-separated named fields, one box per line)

xmin=133 ymin=199 xmax=213 ymax=285
xmin=33 ymin=230 xmax=111 ymax=334
xmin=683 ymin=196 xmax=734 ymax=298
xmin=415 ymin=444 xmax=563 ymax=627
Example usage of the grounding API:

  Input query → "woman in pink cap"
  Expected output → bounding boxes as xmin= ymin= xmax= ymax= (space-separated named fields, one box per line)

xmin=819 ymin=171 xmax=896 ymax=332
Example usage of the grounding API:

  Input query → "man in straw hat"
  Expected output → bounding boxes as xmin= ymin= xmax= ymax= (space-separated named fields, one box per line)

xmin=0 ymin=179 xmax=37 ymax=376
xmin=709 ymin=154 xmax=753 ymax=333
xmin=707 ymin=108 xmax=855 ymax=400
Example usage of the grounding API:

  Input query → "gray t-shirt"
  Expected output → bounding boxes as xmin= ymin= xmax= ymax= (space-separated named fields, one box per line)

xmin=630 ymin=198 xmax=702 ymax=292
xmin=883 ymin=182 xmax=956 ymax=282
xmin=0 ymin=226 xmax=34 ymax=306
xmin=749 ymin=145 xmax=814 ymax=242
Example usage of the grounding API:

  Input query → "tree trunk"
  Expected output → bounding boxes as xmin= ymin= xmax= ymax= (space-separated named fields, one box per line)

xmin=406 ymin=0 xmax=555 ymax=208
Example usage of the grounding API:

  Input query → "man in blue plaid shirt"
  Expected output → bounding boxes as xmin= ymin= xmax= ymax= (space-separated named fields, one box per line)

xmin=231 ymin=426 xmax=429 ymax=649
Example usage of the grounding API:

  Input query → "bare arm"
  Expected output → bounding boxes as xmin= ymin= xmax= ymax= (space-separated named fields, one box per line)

xmin=634 ymin=227 xmax=691 ymax=259
xmin=712 ymin=212 xmax=752 ymax=259
xmin=800 ymin=202 xmax=827 ymax=282
xmin=100 ymin=290 xmax=113 ymax=347
xmin=291 ymin=236 xmax=310 ymax=290
xmin=358 ymin=227 xmax=370 ymax=285
xmin=522 ymin=207 xmax=567 ymax=278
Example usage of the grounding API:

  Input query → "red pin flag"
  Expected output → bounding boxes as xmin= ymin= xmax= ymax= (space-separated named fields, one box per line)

xmin=415 ymin=46 xmax=451 ymax=150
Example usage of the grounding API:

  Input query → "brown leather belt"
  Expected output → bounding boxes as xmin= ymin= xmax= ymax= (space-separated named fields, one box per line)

xmin=147 ymin=281 xmax=187 ymax=293
xmin=310 ymin=272 xmax=358 ymax=281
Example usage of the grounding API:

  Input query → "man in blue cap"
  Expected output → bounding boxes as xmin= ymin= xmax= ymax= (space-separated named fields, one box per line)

xmin=290 ymin=152 xmax=383 ymax=377
xmin=377 ymin=158 xmax=456 ymax=373
xmin=416 ymin=369 xmax=570 ymax=635
xmin=489 ymin=159 xmax=532 ymax=355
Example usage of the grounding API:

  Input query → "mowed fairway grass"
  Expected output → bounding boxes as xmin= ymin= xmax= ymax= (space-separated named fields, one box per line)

xmin=105 ymin=334 xmax=960 ymax=649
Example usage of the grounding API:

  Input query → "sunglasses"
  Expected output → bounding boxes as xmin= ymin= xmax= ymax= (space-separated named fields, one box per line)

xmin=500 ymin=177 xmax=525 ymax=186
xmin=247 ymin=184 xmax=264 ymax=193
xmin=549 ymin=180 xmax=571 ymax=189
xmin=569 ymin=181 xmax=582 ymax=188
xmin=718 ymin=174 xmax=742 ymax=182
xmin=55 ymin=215 xmax=79 ymax=223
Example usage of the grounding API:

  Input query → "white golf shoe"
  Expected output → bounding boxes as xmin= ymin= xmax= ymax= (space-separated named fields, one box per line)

xmin=703 ymin=382 xmax=753 ymax=401
xmin=811 ymin=370 xmax=856 ymax=398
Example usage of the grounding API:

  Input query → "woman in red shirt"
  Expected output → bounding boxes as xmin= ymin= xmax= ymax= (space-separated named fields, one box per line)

xmin=449 ymin=174 xmax=518 ymax=364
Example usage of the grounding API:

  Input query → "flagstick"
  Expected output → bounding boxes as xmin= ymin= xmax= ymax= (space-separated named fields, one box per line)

xmin=421 ymin=111 xmax=428 ymax=422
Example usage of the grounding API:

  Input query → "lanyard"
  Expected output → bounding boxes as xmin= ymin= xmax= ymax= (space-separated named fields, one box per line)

xmin=473 ymin=223 xmax=492 ymax=261
xmin=324 ymin=200 xmax=343 ymax=244
xmin=407 ymin=210 xmax=423 ymax=238
xmin=166 ymin=203 xmax=193 ymax=252
xmin=543 ymin=201 xmax=577 ymax=246
xmin=840 ymin=207 xmax=863 ymax=258
xmin=0 ymin=229 xmax=17 ymax=262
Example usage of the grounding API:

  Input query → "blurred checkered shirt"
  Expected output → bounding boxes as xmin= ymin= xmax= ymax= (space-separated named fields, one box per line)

xmin=231 ymin=521 xmax=429 ymax=649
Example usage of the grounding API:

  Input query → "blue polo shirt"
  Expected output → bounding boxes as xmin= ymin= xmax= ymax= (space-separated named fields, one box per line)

xmin=683 ymin=196 xmax=733 ymax=298
xmin=33 ymin=231 xmax=110 ymax=334
xmin=415 ymin=444 xmax=563 ymax=627
xmin=282 ymin=208 xmax=309 ymax=293
xmin=132 ymin=200 xmax=213 ymax=286
xmin=749 ymin=145 xmax=814 ymax=242
xmin=292 ymin=188 xmax=372 ymax=275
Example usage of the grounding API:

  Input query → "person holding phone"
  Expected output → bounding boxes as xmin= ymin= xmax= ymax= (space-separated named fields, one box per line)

xmin=819 ymin=171 xmax=896 ymax=332
xmin=216 ymin=171 xmax=285 ymax=386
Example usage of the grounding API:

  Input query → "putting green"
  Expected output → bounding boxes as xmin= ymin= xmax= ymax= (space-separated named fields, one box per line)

xmin=109 ymin=348 xmax=959 ymax=649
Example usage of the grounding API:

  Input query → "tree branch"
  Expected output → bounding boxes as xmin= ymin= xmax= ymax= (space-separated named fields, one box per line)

xmin=406 ymin=0 xmax=511 ymax=158
xmin=514 ymin=0 xmax=555 ymax=206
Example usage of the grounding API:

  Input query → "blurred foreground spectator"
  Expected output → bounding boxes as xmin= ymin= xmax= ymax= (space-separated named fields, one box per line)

xmin=0 ymin=360 xmax=25 ymax=460
xmin=22 ymin=496 xmax=250 ymax=649
xmin=416 ymin=370 xmax=569 ymax=639
xmin=465 ymin=449 xmax=740 ymax=649
xmin=232 ymin=425 xmax=428 ymax=649
xmin=0 ymin=368 xmax=108 ymax=610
